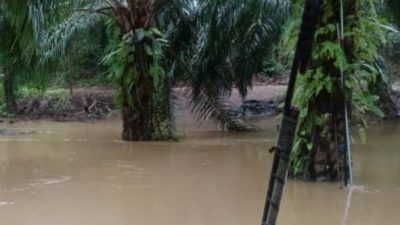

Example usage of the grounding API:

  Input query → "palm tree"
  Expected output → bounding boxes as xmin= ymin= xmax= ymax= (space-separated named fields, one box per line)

xmin=1 ymin=0 xmax=169 ymax=140
xmin=164 ymin=0 xmax=289 ymax=131
xmin=0 ymin=0 xmax=44 ymax=110
xmin=0 ymin=0 xmax=71 ymax=111
xmin=290 ymin=0 xmax=386 ymax=181
xmin=42 ymin=0 xmax=289 ymax=141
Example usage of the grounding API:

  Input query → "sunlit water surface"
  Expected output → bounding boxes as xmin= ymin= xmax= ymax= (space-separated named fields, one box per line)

xmin=0 ymin=118 xmax=399 ymax=225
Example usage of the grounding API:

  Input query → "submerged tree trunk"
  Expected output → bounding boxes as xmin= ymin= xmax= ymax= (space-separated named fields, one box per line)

xmin=291 ymin=0 xmax=384 ymax=181
xmin=109 ymin=1 xmax=162 ymax=141
xmin=121 ymin=68 xmax=155 ymax=141
xmin=299 ymin=88 xmax=347 ymax=181
xmin=310 ymin=0 xmax=355 ymax=181
xmin=291 ymin=0 xmax=357 ymax=181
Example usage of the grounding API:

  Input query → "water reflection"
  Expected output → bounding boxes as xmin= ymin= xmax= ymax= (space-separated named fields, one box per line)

xmin=0 ymin=120 xmax=399 ymax=225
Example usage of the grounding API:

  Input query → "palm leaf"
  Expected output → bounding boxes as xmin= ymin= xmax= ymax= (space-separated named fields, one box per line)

xmin=42 ymin=0 xmax=106 ymax=62
xmin=165 ymin=0 xmax=289 ymax=130
xmin=385 ymin=0 xmax=400 ymax=25
xmin=184 ymin=88 xmax=256 ymax=131
xmin=152 ymin=64 xmax=178 ymax=140
xmin=0 ymin=0 xmax=46 ymax=59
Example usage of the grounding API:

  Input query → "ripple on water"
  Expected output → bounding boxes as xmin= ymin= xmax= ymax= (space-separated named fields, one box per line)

xmin=1 ymin=188 xmax=25 ymax=193
xmin=351 ymin=185 xmax=380 ymax=194
xmin=123 ymin=169 xmax=148 ymax=178
xmin=116 ymin=164 xmax=134 ymax=169
xmin=0 ymin=202 xmax=15 ymax=207
xmin=114 ymin=184 xmax=153 ymax=190
xmin=77 ymin=139 xmax=88 ymax=142
xmin=0 ymin=138 xmax=40 ymax=142
xmin=102 ymin=160 xmax=135 ymax=168
xmin=29 ymin=176 xmax=71 ymax=187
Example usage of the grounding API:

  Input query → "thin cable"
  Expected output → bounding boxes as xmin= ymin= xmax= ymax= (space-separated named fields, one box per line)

xmin=341 ymin=186 xmax=354 ymax=225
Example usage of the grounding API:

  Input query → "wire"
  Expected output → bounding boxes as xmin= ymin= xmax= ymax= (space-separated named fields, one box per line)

xmin=338 ymin=0 xmax=353 ymax=186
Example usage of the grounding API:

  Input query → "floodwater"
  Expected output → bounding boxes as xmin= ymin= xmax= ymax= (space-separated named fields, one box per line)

xmin=0 ymin=118 xmax=399 ymax=225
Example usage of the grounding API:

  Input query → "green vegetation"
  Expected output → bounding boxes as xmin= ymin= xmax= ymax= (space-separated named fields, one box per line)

xmin=1 ymin=0 xmax=400 ymax=180
xmin=10 ymin=0 xmax=288 ymax=140
xmin=288 ymin=0 xmax=400 ymax=181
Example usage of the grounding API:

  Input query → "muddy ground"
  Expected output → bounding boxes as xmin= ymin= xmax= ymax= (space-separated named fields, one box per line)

xmin=8 ymin=83 xmax=400 ymax=122
xmin=14 ymin=88 xmax=116 ymax=121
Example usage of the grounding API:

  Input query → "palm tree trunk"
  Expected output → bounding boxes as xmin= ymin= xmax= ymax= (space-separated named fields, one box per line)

xmin=68 ymin=43 xmax=74 ymax=95
xmin=3 ymin=69 xmax=16 ymax=112
xmin=111 ymin=0 xmax=160 ymax=141
xmin=121 ymin=101 xmax=154 ymax=141
xmin=292 ymin=0 xmax=357 ymax=181
xmin=121 ymin=67 xmax=155 ymax=141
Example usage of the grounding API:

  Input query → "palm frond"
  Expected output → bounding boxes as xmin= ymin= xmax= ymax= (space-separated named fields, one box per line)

xmin=164 ymin=0 xmax=289 ymax=129
xmin=231 ymin=0 xmax=290 ymax=96
xmin=0 ymin=0 xmax=46 ymax=60
xmin=189 ymin=0 xmax=290 ymax=96
xmin=185 ymin=88 xmax=255 ymax=131
xmin=42 ymin=0 xmax=106 ymax=62
xmin=385 ymin=0 xmax=400 ymax=25
xmin=152 ymin=68 xmax=178 ymax=140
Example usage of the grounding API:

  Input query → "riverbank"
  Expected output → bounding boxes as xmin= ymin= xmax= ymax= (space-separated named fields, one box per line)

xmin=13 ymin=87 xmax=116 ymax=122
xmin=9 ymin=85 xmax=287 ymax=122
xmin=6 ymin=84 xmax=400 ymax=122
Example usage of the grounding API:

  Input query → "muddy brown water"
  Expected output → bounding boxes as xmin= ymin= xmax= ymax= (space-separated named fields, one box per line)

xmin=0 ymin=119 xmax=399 ymax=225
